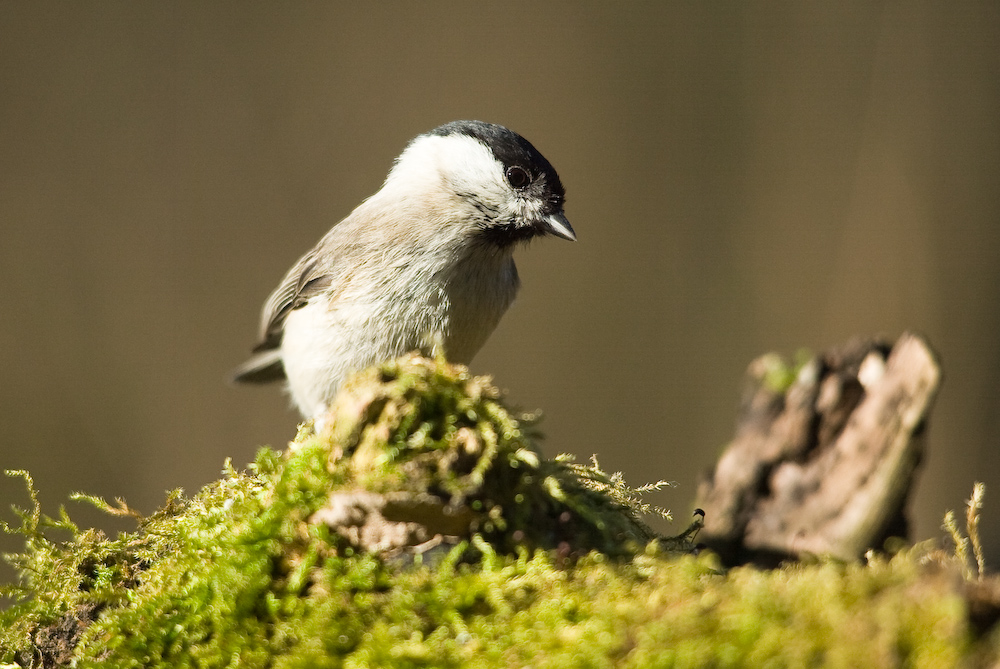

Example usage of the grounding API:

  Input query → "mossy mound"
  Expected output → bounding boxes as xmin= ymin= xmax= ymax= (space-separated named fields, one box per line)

xmin=0 ymin=354 xmax=997 ymax=667
xmin=0 ymin=355 xmax=678 ymax=667
xmin=315 ymin=352 xmax=671 ymax=559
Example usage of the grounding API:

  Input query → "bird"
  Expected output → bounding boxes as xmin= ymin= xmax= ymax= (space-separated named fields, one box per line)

xmin=232 ymin=120 xmax=575 ymax=428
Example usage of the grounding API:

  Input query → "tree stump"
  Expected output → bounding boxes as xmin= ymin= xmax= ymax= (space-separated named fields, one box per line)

xmin=695 ymin=332 xmax=941 ymax=565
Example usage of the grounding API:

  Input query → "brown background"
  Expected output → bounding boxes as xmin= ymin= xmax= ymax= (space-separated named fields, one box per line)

xmin=2 ymin=3 xmax=999 ymax=567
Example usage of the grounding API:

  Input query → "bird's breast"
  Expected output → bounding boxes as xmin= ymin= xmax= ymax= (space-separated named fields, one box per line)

xmin=435 ymin=247 xmax=520 ymax=363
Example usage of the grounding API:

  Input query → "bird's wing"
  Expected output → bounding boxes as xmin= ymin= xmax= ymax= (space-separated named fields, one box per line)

xmin=254 ymin=251 xmax=334 ymax=353
xmin=231 ymin=236 xmax=340 ymax=384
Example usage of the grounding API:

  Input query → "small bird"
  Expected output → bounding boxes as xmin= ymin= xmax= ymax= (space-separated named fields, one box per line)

xmin=233 ymin=120 xmax=575 ymax=426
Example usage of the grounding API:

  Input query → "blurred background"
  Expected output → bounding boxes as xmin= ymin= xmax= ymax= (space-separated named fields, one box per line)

xmin=2 ymin=3 xmax=999 ymax=569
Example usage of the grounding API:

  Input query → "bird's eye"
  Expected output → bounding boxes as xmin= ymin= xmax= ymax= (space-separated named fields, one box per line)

xmin=505 ymin=166 xmax=531 ymax=189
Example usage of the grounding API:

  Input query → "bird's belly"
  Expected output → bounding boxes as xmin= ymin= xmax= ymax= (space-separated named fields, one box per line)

xmin=279 ymin=295 xmax=423 ymax=419
xmin=280 ymin=257 xmax=518 ymax=422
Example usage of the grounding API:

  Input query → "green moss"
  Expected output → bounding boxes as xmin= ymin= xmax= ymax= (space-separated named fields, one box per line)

xmin=0 ymin=354 xmax=996 ymax=667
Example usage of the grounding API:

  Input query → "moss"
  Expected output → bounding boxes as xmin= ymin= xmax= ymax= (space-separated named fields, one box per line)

xmin=0 ymin=354 xmax=997 ymax=667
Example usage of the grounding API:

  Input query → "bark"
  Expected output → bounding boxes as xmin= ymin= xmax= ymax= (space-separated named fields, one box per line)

xmin=696 ymin=332 xmax=941 ymax=565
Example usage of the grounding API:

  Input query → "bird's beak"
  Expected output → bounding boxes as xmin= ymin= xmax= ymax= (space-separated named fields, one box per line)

xmin=541 ymin=212 xmax=576 ymax=241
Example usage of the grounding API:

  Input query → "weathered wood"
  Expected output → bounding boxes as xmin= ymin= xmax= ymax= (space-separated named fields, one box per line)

xmin=696 ymin=333 xmax=941 ymax=565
